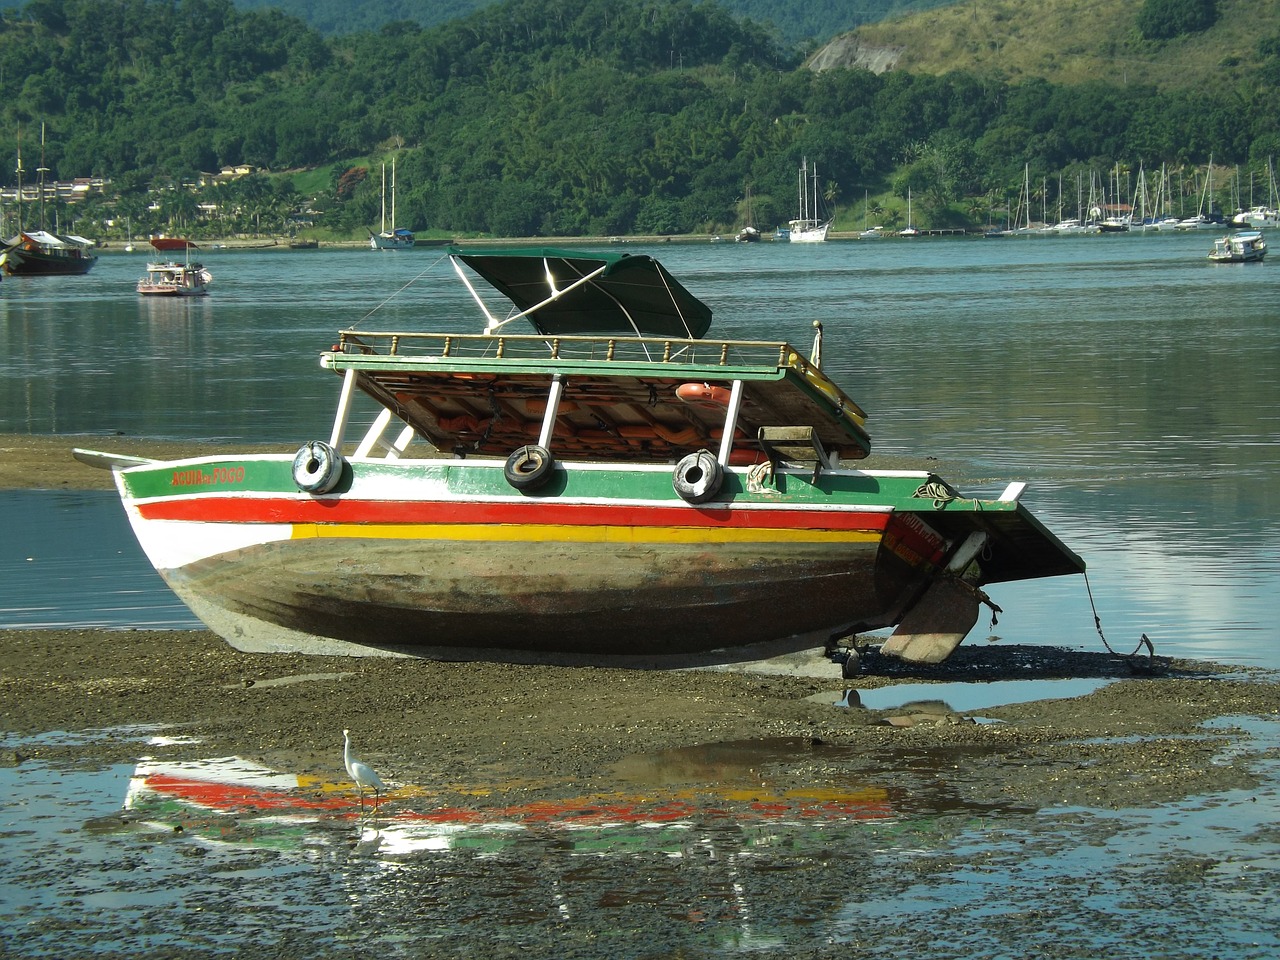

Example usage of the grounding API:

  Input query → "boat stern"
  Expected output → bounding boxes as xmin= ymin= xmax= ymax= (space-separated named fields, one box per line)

xmin=875 ymin=479 xmax=1084 ymax=663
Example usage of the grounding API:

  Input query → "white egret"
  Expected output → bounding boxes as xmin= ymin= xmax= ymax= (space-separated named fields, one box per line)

xmin=342 ymin=728 xmax=386 ymax=812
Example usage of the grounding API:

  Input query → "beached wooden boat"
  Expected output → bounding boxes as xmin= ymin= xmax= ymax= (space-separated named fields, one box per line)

xmin=77 ymin=247 xmax=1083 ymax=668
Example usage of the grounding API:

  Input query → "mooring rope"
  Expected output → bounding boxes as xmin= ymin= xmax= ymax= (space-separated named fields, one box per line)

xmin=348 ymin=252 xmax=452 ymax=329
xmin=1084 ymin=569 xmax=1157 ymax=673
xmin=913 ymin=479 xmax=958 ymax=508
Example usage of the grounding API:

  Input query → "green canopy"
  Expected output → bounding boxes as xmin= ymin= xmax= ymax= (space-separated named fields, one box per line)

xmin=449 ymin=246 xmax=713 ymax=339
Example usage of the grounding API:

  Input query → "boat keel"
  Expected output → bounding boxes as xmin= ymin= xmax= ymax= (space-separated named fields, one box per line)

xmin=878 ymin=577 xmax=980 ymax=664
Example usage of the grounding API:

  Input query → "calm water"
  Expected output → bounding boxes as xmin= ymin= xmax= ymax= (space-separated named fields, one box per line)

xmin=3 ymin=234 xmax=1280 ymax=958
xmin=2 ymin=232 xmax=1278 ymax=668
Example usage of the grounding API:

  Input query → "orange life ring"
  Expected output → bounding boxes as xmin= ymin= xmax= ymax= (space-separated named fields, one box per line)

xmin=676 ymin=382 xmax=732 ymax=407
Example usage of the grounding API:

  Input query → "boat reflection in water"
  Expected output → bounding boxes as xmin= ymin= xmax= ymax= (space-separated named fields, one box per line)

xmin=124 ymin=751 xmax=897 ymax=846
xmin=121 ymin=748 xmax=934 ymax=951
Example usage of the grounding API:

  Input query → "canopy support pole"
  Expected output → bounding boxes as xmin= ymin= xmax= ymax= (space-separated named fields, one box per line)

xmin=452 ymin=255 xmax=613 ymax=335
xmin=328 ymin=368 xmax=358 ymax=448
xmin=538 ymin=375 xmax=565 ymax=450
xmin=716 ymin=379 xmax=745 ymax=466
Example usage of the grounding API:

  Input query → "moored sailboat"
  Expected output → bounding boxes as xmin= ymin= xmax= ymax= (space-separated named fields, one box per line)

xmin=788 ymin=158 xmax=831 ymax=243
xmin=370 ymin=157 xmax=415 ymax=250
xmin=0 ymin=124 xmax=98 ymax=276
xmin=0 ymin=230 xmax=97 ymax=276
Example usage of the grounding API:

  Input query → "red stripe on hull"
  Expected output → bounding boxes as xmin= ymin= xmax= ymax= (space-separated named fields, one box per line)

xmin=137 ymin=496 xmax=893 ymax=533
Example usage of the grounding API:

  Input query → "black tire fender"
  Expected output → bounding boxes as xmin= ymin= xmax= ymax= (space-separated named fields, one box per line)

xmin=292 ymin=440 xmax=343 ymax=494
xmin=672 ymin=449 xmax=723 ymax=503
xmin=504 ymin=444 xmax=555 ymax=491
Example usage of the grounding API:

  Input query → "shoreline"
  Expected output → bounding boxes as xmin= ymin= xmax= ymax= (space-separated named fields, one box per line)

xmin=90 ymin=230 xmax=965 ymax=254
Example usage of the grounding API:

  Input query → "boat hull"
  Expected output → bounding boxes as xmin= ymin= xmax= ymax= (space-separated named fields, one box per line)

xmin=99 ymin=452 xmax=1081 ymax=663
xmin=162 ymin=535 xmax=901 ymax=660
xmin=0 ymin=247 xmax=96 ymax=275
xmin=137 ymin=285 xmax=208 ymax=296
xmin=788 ymin=221 xmax=829 ymax=243
xmin=370 ymin=232 xmax=416 ymax=250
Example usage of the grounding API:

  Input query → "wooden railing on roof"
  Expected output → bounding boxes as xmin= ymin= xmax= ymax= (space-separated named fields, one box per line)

xmin=333 ymin=330 xmax=803 ymax=371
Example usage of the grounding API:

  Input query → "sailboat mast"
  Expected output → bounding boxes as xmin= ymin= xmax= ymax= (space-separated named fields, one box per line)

xmin=798 ymin=159 xmax=807 ymax=223
xmin=380 ymin=163 xmax=387 ymax=233
xmin=37 ymin=122 xmax=48 ymax=232
xmin=14 ymin=127 xmax=22 ymax=233
xmin=812 ymin=162 xmax=819 ymax=224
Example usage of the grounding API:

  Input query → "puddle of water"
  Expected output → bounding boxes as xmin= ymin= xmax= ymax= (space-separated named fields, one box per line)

xmin=806 ymin=676 xmax=1116 ymax=713
xmin=836 ymin=715 xmax=1280 ymax=957
xmin=1 ymin=723 xmax=194 ymax=752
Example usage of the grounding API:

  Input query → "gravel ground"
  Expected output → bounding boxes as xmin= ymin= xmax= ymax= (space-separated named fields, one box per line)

xmin=3 ymin=627 xmax=1278 ymax=817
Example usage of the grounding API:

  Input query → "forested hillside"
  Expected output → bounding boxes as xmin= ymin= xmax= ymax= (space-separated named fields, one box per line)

xmin=229 ymin=0 xmax=954 ymax=47
xmin=0 ymin=0 xmax=1276 ymax=241
xmin=832 ymin=0 xmax=1272 ymax=90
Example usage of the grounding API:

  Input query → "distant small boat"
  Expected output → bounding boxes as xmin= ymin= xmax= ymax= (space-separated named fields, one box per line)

xmin=1052 ymin=218 xmax=1100 ymax=235
xmin=1208 ymin=231 xmax=1266 ymax=263
xmin=1232 ymin=206 xmax=1280 ymax=229
xmin=137 ymin=238 xmax=212 ymax=296
xmin=1178 ymin=214 xmax=1221 ymax=230
xmin=899 ymin=189 xmax=919 ymax=237
xmin=858 ymin=195 xmax=883 ymax=239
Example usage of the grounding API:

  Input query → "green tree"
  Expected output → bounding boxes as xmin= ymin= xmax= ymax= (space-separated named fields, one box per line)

xmin=1137 ymin=0 xmax=1218 ymax=41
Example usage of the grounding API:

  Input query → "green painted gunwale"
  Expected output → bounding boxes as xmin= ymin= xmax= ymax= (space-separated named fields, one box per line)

xmin=121 ymin=454 xmax=950 ymax=508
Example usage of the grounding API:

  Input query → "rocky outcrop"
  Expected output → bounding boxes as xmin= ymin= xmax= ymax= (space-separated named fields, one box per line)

xmin=806 ymin=34 xmax=904 ymax=74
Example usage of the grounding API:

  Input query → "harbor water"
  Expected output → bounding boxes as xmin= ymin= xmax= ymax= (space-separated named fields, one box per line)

xmin=2 ymin=231 xmax=1279 ymax=957
xmin=3 ymin=232 xmax=1278 ymax=668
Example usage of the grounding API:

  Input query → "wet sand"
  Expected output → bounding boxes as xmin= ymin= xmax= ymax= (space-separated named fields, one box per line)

xmin=4 ymin=432 xmax=1280 ymax=816
xmin=3 ymin=626 xmax=1279 ymax=816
